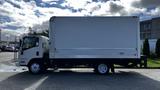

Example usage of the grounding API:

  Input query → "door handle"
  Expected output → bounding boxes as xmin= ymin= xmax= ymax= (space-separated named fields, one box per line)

xmin=36 ymin=51 xmax=39 ymax=56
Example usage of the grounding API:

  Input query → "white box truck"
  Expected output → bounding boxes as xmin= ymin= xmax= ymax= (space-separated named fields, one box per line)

xmin=18 ymin=16 xmax=146 ymax=74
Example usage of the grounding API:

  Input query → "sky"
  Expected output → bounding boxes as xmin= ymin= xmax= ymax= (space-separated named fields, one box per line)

xmin=0 ymin=0 xmax=160 ymax=36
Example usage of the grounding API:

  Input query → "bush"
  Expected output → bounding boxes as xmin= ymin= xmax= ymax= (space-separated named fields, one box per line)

xmin=150 ymin=52 xmax=157 ymax=59
xmin=155 ymin=39 xmax=160 ymax=57
xmin=143 ymin=39 xmax=150 ymax=57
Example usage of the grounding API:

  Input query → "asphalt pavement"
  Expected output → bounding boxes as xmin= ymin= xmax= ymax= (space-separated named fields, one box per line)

xmin=0 ymin=52 xmax=160 ymax=90
xmin=0 ymin=52 xmax=27 ymax=72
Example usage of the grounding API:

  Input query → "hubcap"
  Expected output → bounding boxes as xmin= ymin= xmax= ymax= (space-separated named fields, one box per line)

xmin=31 ymin=63 xmax=40 ymax=73
xmin=98 ymin=64 xmax=108 ymax=74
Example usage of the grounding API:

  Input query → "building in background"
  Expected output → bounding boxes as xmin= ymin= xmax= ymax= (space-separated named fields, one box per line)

xmin=140 ymin=17 xmax=160 ymax=39
xmin=0 ymin=29 xmax=20 ymax=48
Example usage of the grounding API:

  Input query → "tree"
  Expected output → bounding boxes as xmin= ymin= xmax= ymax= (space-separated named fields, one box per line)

xmin=143 ymin=39 xmax=150 ymax=57
xmin=31 ymin=29 xmax=49 ymax=37
xmin=155 ymin=39 xmax=160 ymax=57
xmin=28 ymin=27 xmax=33 ymax=34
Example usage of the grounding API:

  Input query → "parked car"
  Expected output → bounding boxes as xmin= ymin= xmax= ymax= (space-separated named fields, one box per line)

xmin=5 ymin=46 xmax=15 ymax=52
xmin=1 ymin=45 xmax=6 ymax=51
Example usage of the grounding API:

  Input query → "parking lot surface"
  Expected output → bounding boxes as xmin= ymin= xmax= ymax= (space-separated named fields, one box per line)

xmin=0 ymin=52 xmax=14 ymax=63
xmin=0 ymin=52 xmax=160 ymax=90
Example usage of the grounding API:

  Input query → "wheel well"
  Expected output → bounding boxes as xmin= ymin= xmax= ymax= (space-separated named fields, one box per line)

xmin=27 ymin=58 xmax=43 ymax=67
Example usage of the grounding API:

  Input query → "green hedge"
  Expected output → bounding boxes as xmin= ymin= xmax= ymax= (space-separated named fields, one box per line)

xmin=155 ymin=39 xmax=160 ymax=57
xmin=143 ymin=39 xmax=150 ymax=57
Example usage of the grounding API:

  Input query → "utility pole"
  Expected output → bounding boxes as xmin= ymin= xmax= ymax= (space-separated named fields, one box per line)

xmin=0 ymin=29 xmax=1 ymax=47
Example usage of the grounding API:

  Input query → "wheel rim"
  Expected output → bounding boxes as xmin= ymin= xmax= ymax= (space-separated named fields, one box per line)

xmin=30 ymin=63 xmax=40 ymax=73
xmin=98 ymin=64 xmax=108 ymax=74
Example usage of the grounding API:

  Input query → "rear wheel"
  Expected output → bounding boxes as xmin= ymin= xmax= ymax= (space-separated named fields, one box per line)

xmin=95 ymin=64 xmax=110 ymax=75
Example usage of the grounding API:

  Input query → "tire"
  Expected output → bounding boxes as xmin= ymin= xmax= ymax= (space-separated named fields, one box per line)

xmin=95 ymin=64 xmax=110 ymax=75
xmin=28 ymin=62 xmax=43 ymax=74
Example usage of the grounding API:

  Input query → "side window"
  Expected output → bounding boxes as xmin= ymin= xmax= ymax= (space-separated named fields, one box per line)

xmin=22 ymin=37 xmax=39 ymax=50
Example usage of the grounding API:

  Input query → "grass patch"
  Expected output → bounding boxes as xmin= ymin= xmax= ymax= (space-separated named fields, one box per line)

xmin=147 ymin=58 xmax=160 ymax=67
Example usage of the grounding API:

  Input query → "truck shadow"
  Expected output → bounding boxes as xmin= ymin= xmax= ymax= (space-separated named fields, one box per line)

xmin=38 ymin=70 xmax=160 ymax=90
xmin=0 ymin=72 xmax=47 ymax=90
xmin=0 ymin=70 xmax=160 ymax=90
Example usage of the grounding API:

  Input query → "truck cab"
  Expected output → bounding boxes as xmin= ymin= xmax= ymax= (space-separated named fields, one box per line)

xmin=18 ymin=35 xmax=49 ymax=73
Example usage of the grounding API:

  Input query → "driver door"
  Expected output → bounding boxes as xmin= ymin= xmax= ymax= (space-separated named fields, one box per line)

xmin=18 ymin=36 xmax=40 ymax=66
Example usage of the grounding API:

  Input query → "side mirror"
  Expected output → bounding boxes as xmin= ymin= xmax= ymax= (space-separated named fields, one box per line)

xmin=19 ymin=47 xmax=23 ymax=55
xmin=21 ymin=51 xmax=23 ymax=55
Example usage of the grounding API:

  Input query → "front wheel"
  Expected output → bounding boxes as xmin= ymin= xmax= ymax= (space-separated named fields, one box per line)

xmin=95 ymin=64 xmax=110 ymax=75
xmin=28 ymin=62 xmax=44 ymax=74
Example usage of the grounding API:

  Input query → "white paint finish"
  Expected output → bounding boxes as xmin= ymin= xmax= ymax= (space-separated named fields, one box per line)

xmin=18 ymin=47 xmax=41 ymax=66
xmin=18 ymin=36 xmax=49 ymax=66
xmin=49 ymin=17 xmax=140 ymax=59
xmin=54 ymin=48 xmax=137 ymax=58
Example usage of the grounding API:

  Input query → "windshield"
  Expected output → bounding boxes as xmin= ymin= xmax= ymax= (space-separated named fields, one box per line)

xmin=22 ymin=37 xmax=39 ymax=50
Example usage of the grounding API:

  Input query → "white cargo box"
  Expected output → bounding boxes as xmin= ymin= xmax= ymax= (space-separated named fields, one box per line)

xmin=49 ymin=17 xmax=140 ymax=59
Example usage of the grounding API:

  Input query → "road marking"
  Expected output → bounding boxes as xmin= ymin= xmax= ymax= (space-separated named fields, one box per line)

xmin=24 ymin=76 xmax=48 ymax=90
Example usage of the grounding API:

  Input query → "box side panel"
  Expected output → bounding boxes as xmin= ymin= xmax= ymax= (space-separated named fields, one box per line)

xmin=50 ymin=17 xmax=140 ymax=59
